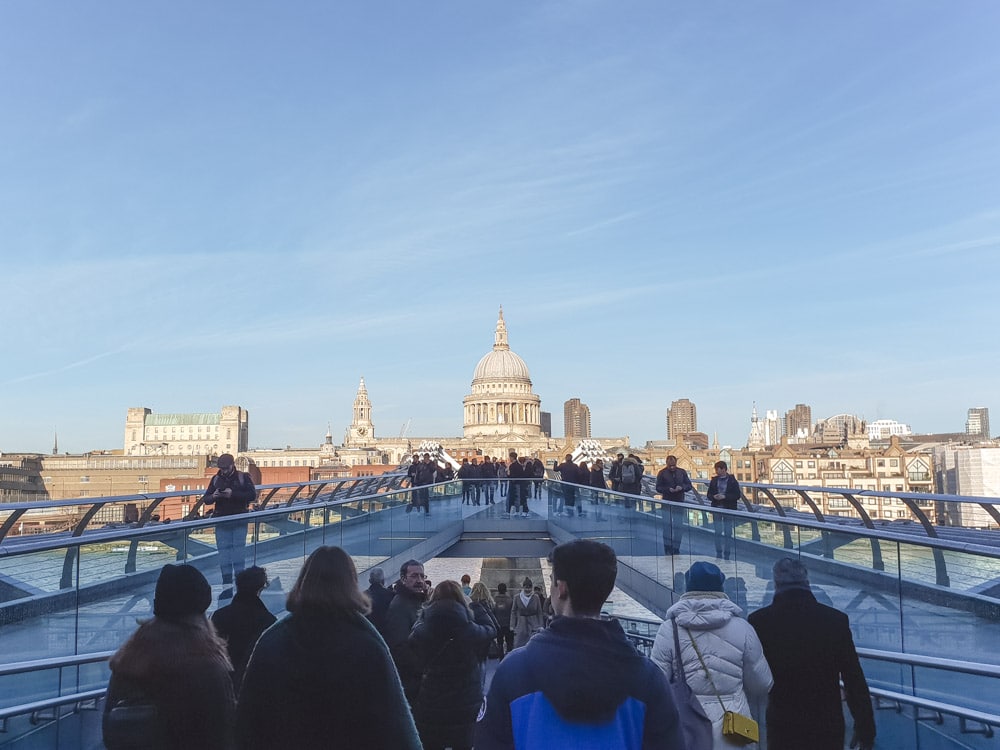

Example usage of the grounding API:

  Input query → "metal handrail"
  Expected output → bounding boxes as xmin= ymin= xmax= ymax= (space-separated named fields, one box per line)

xmin=869 ymin=686 xmax=999 ymax=735
xmin=0 ymin=651 xmax=113 ymax=678
xmin=0 ymin=688 xmax=105 ymax=726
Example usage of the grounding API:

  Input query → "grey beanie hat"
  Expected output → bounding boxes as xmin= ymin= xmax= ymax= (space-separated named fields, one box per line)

xmin=772 ymin=557 xmax=810 ymax=592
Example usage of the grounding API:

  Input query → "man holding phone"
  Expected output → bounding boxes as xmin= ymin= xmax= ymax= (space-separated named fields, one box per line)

xmin=201 ymin=453 xmax=257 ymax=597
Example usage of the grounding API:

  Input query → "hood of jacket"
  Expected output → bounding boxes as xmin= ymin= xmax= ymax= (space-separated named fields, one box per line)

xmin=667 ymin=592 xmax=743 ymax=630
xmin=518 ymin=616 xmax=650 ymax=723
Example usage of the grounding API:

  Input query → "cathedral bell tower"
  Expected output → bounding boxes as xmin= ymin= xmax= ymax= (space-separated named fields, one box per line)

xmin=346 ymin=377 xmax=376 ymax=447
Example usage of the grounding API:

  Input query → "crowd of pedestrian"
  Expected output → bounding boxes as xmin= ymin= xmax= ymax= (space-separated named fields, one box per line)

xmin=104 ymin=540 xmax=876 ymax=750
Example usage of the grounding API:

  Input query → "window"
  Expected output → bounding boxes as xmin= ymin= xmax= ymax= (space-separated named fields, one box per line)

xmin=829 ymin=498 xmax=849 ymax=508
xmin=80 ymin=476 xmax=90 ymax=483
xmin=807 ymin=461 xmax=816 ymax=468
xmin=877 ymin=460 xmax=885 ymax=467
xmin=890 ymin=459 xmax=899 ymax=467
xmin=773 ymin=468 xmax=794 ymax=483
xmin=795 ymin=461 xmax=803 ymax=468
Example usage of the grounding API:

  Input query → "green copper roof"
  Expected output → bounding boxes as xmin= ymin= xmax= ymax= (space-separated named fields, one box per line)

xmin=145 ymin=413 xmax=221 ymax=426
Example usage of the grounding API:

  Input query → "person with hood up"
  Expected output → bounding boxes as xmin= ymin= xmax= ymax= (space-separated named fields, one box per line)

xmin=651 ymin=561 xmax=772 ymax=749
xmin=104 ymin=564 xmax=235 ymax=750
xmin=477 ymin=539 xmax=683 ymax=749
xmin=409 ymin=580 xmax=496 ymax=750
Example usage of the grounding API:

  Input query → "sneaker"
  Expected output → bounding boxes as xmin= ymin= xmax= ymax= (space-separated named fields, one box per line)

xmin=522 ymin=512 xmax=530 ymax=518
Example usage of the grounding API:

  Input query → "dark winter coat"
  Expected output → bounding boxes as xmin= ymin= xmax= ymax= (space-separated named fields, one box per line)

xmin=104 ymin=616 xmax=235 ymax=750
xmin=470 ymin=599 xmax=502 ymax=659
xmin=236 ymin=609 xmax=421 ymax=750
xmin=382 ymin=582 xmax=428 ymax=702
xmin=707 ymin=473 xmax=741 ymax=510
xmin=201 ymin=470 xmax=257 ymax=517
xmin=554 ymin=460 xmax=579 ymax=484
xmin=620 ymin=457 xmax=644 ymax=492
xmin=655 ymin=466 xmax=693 ymax=502
xmin=590 ymin=465 xmax=607 ymax=489
xmin=211 ymin=592 xmax=277 ymax=693
xmin=364 ymin=581 xmax=395 ymax=635
xmin=477 ymin=616 xmax=683 ymax=750
xmin=413 ymin=460 xmax=438 ymax=486
xmin=493 ymin=592 xmax=513 ymax=628
xmin=748 ymin=588 xmax=876 ymax=750
xmin=409 ymin=599 xmax=495 ymax=746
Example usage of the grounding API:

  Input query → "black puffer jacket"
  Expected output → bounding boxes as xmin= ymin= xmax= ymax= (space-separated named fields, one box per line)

xmin=408 ymin=599 xmax=495 ymax=724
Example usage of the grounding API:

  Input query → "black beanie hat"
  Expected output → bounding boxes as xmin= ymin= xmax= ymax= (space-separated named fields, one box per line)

xmin=154 ymin=564 xmax=212 ymax=618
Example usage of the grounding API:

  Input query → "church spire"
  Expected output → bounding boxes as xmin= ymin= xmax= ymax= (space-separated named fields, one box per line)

xmin=52 ymin=430 xmax=58 ymax=455
xmin=494 ymin=306 xmax=509 ymax=351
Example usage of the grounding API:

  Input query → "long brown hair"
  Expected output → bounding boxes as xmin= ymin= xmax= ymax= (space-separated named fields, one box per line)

xmin=429 ymin=579 xmax=469 ymax=608
xmin=286 ymin=546 xmax=371 ymax=617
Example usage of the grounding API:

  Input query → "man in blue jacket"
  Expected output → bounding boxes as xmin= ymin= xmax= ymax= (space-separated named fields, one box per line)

xmin=477 ymin=539 xmax=684 ymax=750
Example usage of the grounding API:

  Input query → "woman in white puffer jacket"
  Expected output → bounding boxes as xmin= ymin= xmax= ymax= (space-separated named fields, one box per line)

xmin=651 ymin=562 xmax=773 ymax=748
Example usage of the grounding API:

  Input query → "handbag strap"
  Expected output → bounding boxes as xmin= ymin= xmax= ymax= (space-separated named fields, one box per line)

xmin=670 ymin=619 xmax=691 ymax=685
xmin=684 ymin=626 xmax=729 ymax=714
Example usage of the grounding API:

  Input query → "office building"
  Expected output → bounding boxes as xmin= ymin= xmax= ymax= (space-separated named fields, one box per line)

xmin=564 ymin=398 xmax=592 ymax=440
xmin=666 ymin=398 xmax=697 ymax=440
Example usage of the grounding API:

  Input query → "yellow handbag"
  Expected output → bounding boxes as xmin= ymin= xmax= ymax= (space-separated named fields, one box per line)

xmin=686 ymin=628 xmax=760 ymax=745
xmin=722 ymin=709 xmax=759 ymax=744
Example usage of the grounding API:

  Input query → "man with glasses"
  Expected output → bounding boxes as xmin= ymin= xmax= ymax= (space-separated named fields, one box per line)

xmin=383 ymin=560 xmax=429 ymax=705
xmin=201 ymin=453 xmax=257 ymax=597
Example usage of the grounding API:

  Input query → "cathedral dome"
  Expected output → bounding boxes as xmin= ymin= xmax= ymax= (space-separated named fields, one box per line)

xmin=471 ymin=308 xmax=532 ymax=385
xmin=473 ymin=349 xmax=531 ymax=383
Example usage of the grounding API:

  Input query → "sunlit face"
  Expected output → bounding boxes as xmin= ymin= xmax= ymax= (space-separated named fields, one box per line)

xmin=666 ymin=457 xmax=677 ymax=469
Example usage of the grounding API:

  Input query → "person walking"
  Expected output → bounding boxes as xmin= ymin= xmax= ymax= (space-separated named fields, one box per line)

xmin=201 ymin=454 xmax=257 ymax=596
xmin=458 ymin=458 xmax=476 ymax=505
xmin=412 ymin=453 xmax=438 ymax=515
xmin=609 ymin=453 xmax=625 ymax=493
xmin=482 ymin=455 xmax=497 ymax=504
xmin=104 ymin=564 xmax=235 ymax=750
xmin=590 ymin=458 xmax=608 ymax=520
xmin=477 ymin=540 xmax=684 ymax=749
xmin=211 ymin=566 xmax=277 ymax=694
xmin=510 ymin=577 xmax=544 ymax=648
xmin=531 ymin=456 xmax=545 ymax=499
xmin=553 ymin=455 xmax=579 ymax=517
xmin=493 ymin=582 xmax=514 ymax=658
xmin=651 ymin=562 xmax=772 ymax=749
xmin=707 ymin=461 xmax=740 ymax=560
xmin=497 ymin=459 xmax=508 ymax=498
xmin=409 ymin=580 xmax=496 ymax=750
xmin=382 ymin=559 xmax=430 ymax=705
xmin=656 ymin=455 xmax=694 ymax=555
xmin=748 ymin=558 xmax=876 ymax=750
xmin=363 ymin=566 xmax=395 ymax=636
xmin=236 ymin=546 xmax=421 ymax=750
xmin=505 ymin=452 xmax=522 ymax=517
xmin=620 ymin=453 xmax=644 ymax=508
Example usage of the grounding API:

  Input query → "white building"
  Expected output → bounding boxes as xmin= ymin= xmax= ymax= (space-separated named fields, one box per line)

xmin=867 ymin=419 xmax=912 ymax=442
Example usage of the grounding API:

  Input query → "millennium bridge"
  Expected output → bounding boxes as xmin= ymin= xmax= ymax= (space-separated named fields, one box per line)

xmin=1 ymin=464 xmax=999 ymax=749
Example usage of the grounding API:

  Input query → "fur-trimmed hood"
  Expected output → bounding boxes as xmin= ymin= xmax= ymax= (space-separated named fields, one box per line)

xmin=110 ymin=614 xmax=232 ymax=681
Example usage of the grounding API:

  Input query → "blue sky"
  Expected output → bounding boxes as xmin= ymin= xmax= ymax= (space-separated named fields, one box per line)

xmin=2 ymin=1 xmax=999 ymax=454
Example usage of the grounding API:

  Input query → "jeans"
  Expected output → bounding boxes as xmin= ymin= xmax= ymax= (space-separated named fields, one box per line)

xmin=713 ymin=512 xmax=735 ymax=558
xmin=216 ymin=518 xmax=248 ymax=583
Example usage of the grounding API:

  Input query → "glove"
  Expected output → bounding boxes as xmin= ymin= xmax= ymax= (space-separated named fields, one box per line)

xmin=849 ymin=730 xmax=874 ymax=750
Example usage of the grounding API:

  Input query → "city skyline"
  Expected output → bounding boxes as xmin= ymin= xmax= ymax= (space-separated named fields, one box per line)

xmin=2 ymin=3 xmax=999 ymax=454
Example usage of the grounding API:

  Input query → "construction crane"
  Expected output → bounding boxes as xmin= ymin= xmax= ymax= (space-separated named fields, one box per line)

xmin=399 ymin=418 xmax=412 ymax=438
